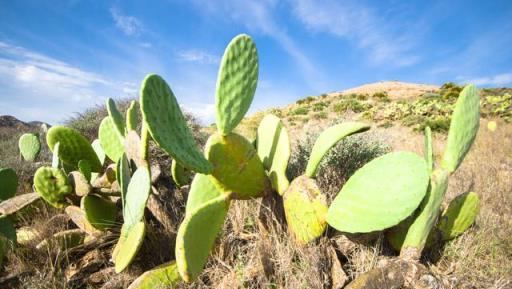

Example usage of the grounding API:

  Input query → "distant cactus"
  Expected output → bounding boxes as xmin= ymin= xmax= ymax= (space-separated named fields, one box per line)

xmin=18 ymin=133 xmax=41 ymax=161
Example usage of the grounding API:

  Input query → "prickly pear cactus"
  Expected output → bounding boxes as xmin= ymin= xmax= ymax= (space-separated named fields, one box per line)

xmin=91 ymin=139 xmax=106 ymax=166
xmin=123 ymin=166 xmax=151 ymax=231
xmin=18 ymin=133 xmax=41 ymax=161
xmin=215 ymin=34 xmax=258 ymax=135
xmin=176 ymin=194 xmax=230 ymax=282
xmin=114 ymin=221 xmax=146 ymax=273
xmin=438 ymin=191 xmax=479 ymax=241
xmin=305 ymin=122 xmax=370 ymax=178
xmin=106 ymin=98 xmax=126 ymax=137
xmin=117 ymin=154 xmax=131 ymax=210
xmin=126 ymin=100 xmax=140 ymax=132
xmin=34 ymin=167 xmax=72 ymax=208
xmin=36 ymin=229 xmax=85 ymax=251
xmin=99 ymin=117 xmax=125 ymax=162
xmin=283 ymin=176 xmax=327 ymax=244
xmin=171 ymin=159 xmax=191 ymax=188
xmin=127 ymin=261 xmax=181 ymax=289
xmin=205 ymin=132 xmax=269 ymax=199
xmin=327 ymin=152 xmax=429 ymax=233
xmin=140 ymin=74 xmax=212 ymax=174
xmin=47 ymin=126 xmax=102 ymax=172
xmin=441 ymin=84 xmax=480 ymax=173
xmin=0 ymin=216 xmax=16 ymax=243
xmin=0 ymin=192 xmax=40 ymax=216
xmin=81 ymin=195 xmax=117 ymax=230
xmin=256 ymin=115 xmax=291 ymax=195
xmin=65 ymin=206 xmax=101 ymax=236
xmin=424 ymin=126 xmax=434 ymax=172
xmin=0 ymin=168 xmax=18 ymax=202
xmin=186 ymin=173 xmax=226 ymax=213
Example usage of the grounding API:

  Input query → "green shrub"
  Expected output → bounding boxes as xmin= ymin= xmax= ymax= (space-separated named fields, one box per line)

xmin=333 ymin=99 xmax=370 ymax=113
xmin=419 ymin=116 xmax=451 ymax=132
xmin=296 ymin=96 xmax=315 ymax=105
xmin=313 ymin=112 xmax=328 ymax=119
xmin=313 ymin=102 xmax=328 ymax=112
xmin=372 ymin=91 xmax=390 ymax=102
xmin=291 ymin=107 xmax=309 ymax=115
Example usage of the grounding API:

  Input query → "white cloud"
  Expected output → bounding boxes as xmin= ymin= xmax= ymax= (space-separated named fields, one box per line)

xmin=289 ymin=0 xmax=420 ymax=67
xmin=0 ymin=42 xmax=135 ymax=123
xmin=182 ymin=102 xmax=216 ymax=125
xmin=110 ymin=8 xmax=143 ymax=36
xmin=463 ymin=73 xmax=512 ymax=86
xmin=177 ymin=50 xmax=220 ymax=64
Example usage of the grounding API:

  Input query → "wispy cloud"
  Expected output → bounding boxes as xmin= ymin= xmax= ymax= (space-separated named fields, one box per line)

xmin=177 ymin=49 xmax=220 ymax=64
xmin=0 ymin=41 xmax=135 ymax=123
xmin=461 ymin=73 xmax=512 ymax=87
xmin=290 ymin=0 xmax=421 ymax=67
xmin=110 ymin=8 xmax=143 ymax=36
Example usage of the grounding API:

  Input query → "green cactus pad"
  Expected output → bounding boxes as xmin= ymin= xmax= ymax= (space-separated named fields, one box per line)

xmin=124 ymin=166 xmax=151 ymax=231
xmin=186 ymin=173 xmax=226 ymax=213
xmin=171 ymin=159 xmax=191 ymax=188
xmin=99 ymin=117 xmax=125 ymax=163
xmin=117 ymin=154 xmax=131 ymax=210
xmin=34 ymin=167 xmax=72 ymax=208
xmin=78 ymin=160 xmax=92 ymax=182
xmin=106 ymin=98 xmax=126 ymax=137
xmin=205 ymin=132 xmax=269 ymax=200
xmin=424 ymin=126 xmax=434 ymax=172
xmin=81 ymin=195 xmax=117 ymax=230
xmin=256 ymin=115 xmax=291 ymax=195
xmin=327 ymin=152 xmax=429 ymax=233
xmin=437 ymin=191 xmax=479 ymax=241
xmin=283 ymin=176 xmax=328 ymax=244
xmin=305 ymin=122 xmax=370 ymax=178
xmin=36 ymin=229 xmax=85 ymax=251
xmin=385 ymin=213 xmax=416 ymax=252
xmin=0 ymin=216 xmax=16 ymax=243
xmin=92 ymin=139 xmax=106 ymax=166
xmin=0 ymin=167 xmax=18 ymax=202
xmin=140 ymin=74 xmax=212 ymax=174
xmin=0 ymin=236 xmax=7 ymax=267
xmin=47 ymin=126 xmax=102 ymax=172
xmin=18 ymin=133 xmax=41 ymax=161
xmin=65 ymin=206 xmax=101 ymax=236
xmin=215 ymin=34 xmax=258 ymax=135
xmin=176 ymin=194 xmax=230 ymax=282
xmin=0 ymin=193 xmax=39 ymax=216
xmin=126 ymin=100 xmax=140 ymax=132
xmin=127 ymin=261 xmax=181 ymax=289
xmin=51 ymin=142 xmax=60 ymax=168
xmin=114 ymin=221 xmax=146 ymax=273
xmin=441 ymin=84 xmax=480 ymax=173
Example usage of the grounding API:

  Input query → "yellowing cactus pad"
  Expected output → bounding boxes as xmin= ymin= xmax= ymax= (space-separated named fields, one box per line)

xmin=34 ymin=166 xmax=72 ymax=208
xmin=215 ymin=34 xmax=259 ymax=135
xmin=283 ymin=175 xmax=328 ymax=244
xmin=437 ymin=191 xmax=480 ymax=240
xmin=327 ymin=152 xmax=429 ymax=233
xmin=127 ymin=261 xmax=181 ymax=289
xmin=176 ymin=194 xmax=230 ymax=282
xmin=47 ymin=126 xmax=102 ymax=172
xmin=114 ymin=221 xmax=146 ymax=273
xmin=205 ymin=132 xmax=269 ymax=200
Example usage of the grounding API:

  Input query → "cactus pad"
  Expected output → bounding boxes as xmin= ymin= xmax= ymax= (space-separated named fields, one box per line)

xmin=47 ymin=126 xmax=102 ymax=172
xmin=171 ymin=159 xmax=191 ymax=188
xmin=441 ymin=84 xmax=480 ymax=173
xmin=114 ymin=221 xmax=146 ymax=273
xmin=256 ymin=115 xmax=291 ymax=195
xmin=126 ymin=100 xmax=140 ymax=132
xmin=0 ymin=167 xmax=18 ymax=202
xmin=437 ymin=191 xmax=479 ymax=241
xmin=69 ymin=171 xmax=91 ymax=196
xmin=186 ymin=173 xmax=226 ymax=213
xmin=140 ymin=74 xmax=212 ymax=174
xmin=487 ymin=121 xmax=497 ymax=132
xmin=0 ymin=216 xmax=16 ymax=243
xmin=123 ymin=166 xmax=151 ymax=231
xmin=117 ymin=154 xmax=131 ymax=210
xmin=305 ymin=122 xmax=370 ymax=178
xmin=176 ymin=194 xmax=230 ymax=282
xmin=106 ymin=98 xmax=126 ymax=137
xmin=34 ymin=167 xmax=72 ymax=208
xmin=215 ymin=34 xmax=258 ymax=135
xmin=51 ymin=142 xmax=60 ymax=168
xmin=65 ymin=206 xmax=101 ymax=236
xmin=205 ymin=132 xmax=269 ymax=199
xmin=18 ymin=133 xmax=40 ymax=161
xmin=78 ymin=160 xmax=92 ymax=182
xmin=124 ymin=131 xmax=146 ymax=168
xmin=92 ymin=139 xmax=106 ymax=166
xmin=327 ymin=152 xmax=429 ymax=233
xmin=0 ymin=193 xmax=39 ymax=216
xmin=99 ymin=117 xmax=125 ymax=163
xmin=127 ymin=261 xmax=181 ymax=289
xmin=283 ymin=176 xmax=328 ymax=244
xmin=81 ymin=195 xmax=117 ymax=230
xmin=16 ymin=227 xmax=40 ymax=245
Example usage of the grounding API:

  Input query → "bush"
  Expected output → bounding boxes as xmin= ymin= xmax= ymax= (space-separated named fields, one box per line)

xmin=418 ymin=116 xmax=451 ymax=132
xmin=291 ymin=107 xmax=309 ymax=116
xmin=296 ymin=96 xmax=316 ymax=105
xmin=287 ymin=130 xmax=390 ymax=199
xmin=372 ymin=91 xmax=390 ymax=102
xmin=313 ymin=112 xmax=328 ymax=119
xmin=313 ymin=102 xmax=328 ymax=112
xmin=333 ymin=99 xmax=370 ymax=113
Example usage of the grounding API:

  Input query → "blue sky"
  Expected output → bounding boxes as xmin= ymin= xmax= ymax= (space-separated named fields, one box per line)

xmin=0 ymin=0 xmax=511 ymax=124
